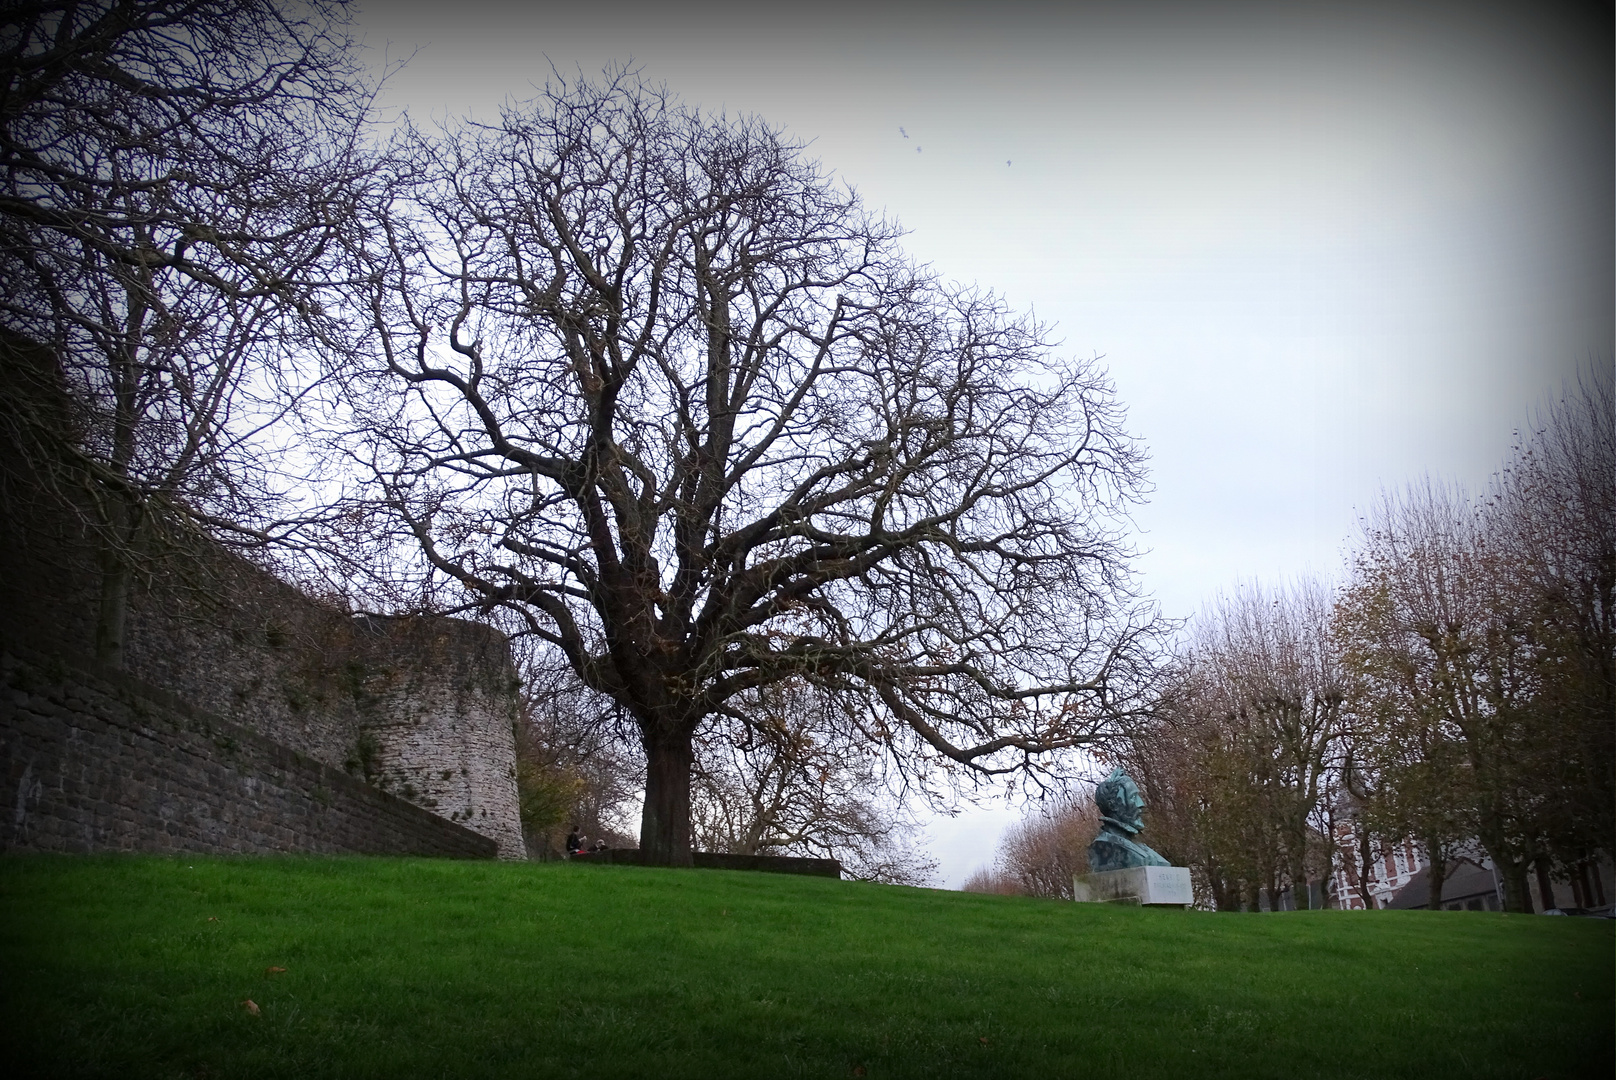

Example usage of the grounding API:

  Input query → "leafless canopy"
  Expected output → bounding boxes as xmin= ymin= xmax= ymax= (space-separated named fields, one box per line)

xmin=339 ymin=72 xmax=1162 ymax=862
xmin=0 ymin=0 xmax=379 ymax=662
xmin=1117 ymin=579 xmax=1343 ymax=910
xmin=690 ymin=679 xmax=938 ymax=884
xmin=1333 ymin=368 xmax=1615 ymax=912
xmin=1 ymin=0 xmax=373 ymax=494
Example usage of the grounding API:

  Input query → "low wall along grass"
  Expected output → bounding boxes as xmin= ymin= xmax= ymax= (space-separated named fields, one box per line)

xmin=1 ymin=856 xmax=1610 ymax=1078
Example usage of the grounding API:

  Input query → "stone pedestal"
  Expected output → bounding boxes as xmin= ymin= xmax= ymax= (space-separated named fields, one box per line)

xmin=1073 ymin=865 xmax=1193 ymax=907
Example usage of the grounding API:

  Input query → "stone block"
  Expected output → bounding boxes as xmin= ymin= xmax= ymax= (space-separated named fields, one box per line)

xmin=1074 ymin=865 xmax=1193 ymax=907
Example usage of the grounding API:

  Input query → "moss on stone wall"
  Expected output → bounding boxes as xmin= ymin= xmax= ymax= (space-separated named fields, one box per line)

xmin=0 ymin=339 xmax=525 ymax=858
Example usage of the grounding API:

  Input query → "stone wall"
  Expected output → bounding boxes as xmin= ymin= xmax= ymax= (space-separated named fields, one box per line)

xmin=0 ymin=336 xmax=525 ymax=857
xmin=346 ymin=616 xmax=525 ymax=854
xmin=110 ymin=567 xmax=526 ymax=857
xmin=0 ymin=645 xmax=496 ymax=858
xmin=0 ymin=540 xmax=526 ymax=857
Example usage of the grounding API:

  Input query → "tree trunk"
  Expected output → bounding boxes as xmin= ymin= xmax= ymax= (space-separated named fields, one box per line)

xmin=1288 ymin=848 xmax=1311 ymax=910
xmin=1354 ymin=826 xmax=1379 ymax=909
xmin=1478 ymin=819 xmax=1534 ymax=913
xmin=95 ymin=550 xmax=130 ymax=668
xmin=98 ymin=324 xmax=143 ymax=670
xmin=94 ymin=494 xmax=138 ymax=669
xmin=639 ymin=727 xmax=695 ymax=866
xmin=1498 ymin=858 xmax=1533 ymax=913
xmin=1533 ymin=856 xmax=1558 ymax=912
xmin=1285 ymin=804 xmax=1320 ymax=910
xmin=1424 ymin=835 xmax=1447 ymax=911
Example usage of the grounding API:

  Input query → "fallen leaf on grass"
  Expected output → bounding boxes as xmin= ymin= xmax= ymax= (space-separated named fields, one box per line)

xmin=265 ymin=966 xmax=286 ymax=975
xmin=241 ymin=999 xmax=260 ymax=1016
xmin=978 ymin=1037 xmax=990 ymax=1046
xmin=207 ymin=917 xmax=218 ymax=922
xmin=852 ymin=1068 xmax=866 ymax=1077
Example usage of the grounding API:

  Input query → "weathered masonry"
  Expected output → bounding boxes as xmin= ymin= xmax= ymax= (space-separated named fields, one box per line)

xmin=2 ymin=644 xmax=496 ymax=857
xmin=0 ymin=536 xmax=525 ymax=859
xmin=0 ymin=340 xmax=524 ymax=859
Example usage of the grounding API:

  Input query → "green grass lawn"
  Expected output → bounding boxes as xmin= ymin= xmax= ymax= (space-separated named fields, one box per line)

xmin=1 ymin=856 xmax=1609 ymax=1079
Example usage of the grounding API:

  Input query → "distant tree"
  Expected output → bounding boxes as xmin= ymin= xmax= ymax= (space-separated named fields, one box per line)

xmin=992 ymin=790 xmax=1099 ymax=900
xmin=1116 ymin=667 xmax=1269 ymax=911
xmin=512 ymin=642 xmax=642 ymax=857
xmin=1483 ymin=369 xmax=1614 ymax=882
xmin=1335 ymin=481 xmax=1543 ymax=911
xmin=1118 ymin=579 xmax=1344 ymax=910
xmin=1324 ymin=738 xmax=1449 ymax=911
xmin=1332 ymin=370 xmax=1613 ymax=915
xmin=1328 ymin=753 xmax=1389 ymax=909
xmin=334 ymin=71 xmax=1163 ymax=864
xmin=960 ymin=865 xmax=1021 ymax=895
xmin=0 ymin=0 xmax=378 ymax=665
xmin=1334 ymin=603 xmax=1472 ymax=913
xmin=690 ymin=679 xmax=937 ymax=884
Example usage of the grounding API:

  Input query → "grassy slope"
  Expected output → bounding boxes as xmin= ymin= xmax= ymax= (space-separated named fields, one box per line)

xmin=1 ymin=856 xmax=1610 ymax=1079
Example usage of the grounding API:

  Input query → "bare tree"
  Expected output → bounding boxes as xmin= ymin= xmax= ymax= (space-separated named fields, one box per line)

xmin=1115 ymin=665 xmax=1269 ymax=911
xmin=1335 ymin=614 xmax=1472 ymax=914
xmin=960 ymin=866 xmax=1022 ymax=895
xmin=993 ymin=790 xmax=1099 ymax=900
xmin=690 ymin=679 xmax=936 ymax=884
xmin=1484 ymin=368 xmax=1615 ymax=876
xmin=1204 ymin=581 xmax=1344 ymax=909
xmin=1328 ymin=750 xmax=1394 ymax=910
xmin=511 ymin=640 xmax=643 ymax=857
xmin=335 ymin=71 xmax=1163 ymax=864
xmin=1332 ymin=370 xmax=1613 ymax=914
xmin=1118 ymin=579 xmax=1344 ymax=910
xmin=0 ymin=0 xmax=378 ymax=665
xmin=1336 ymin=480 xmax=1544 ymax=911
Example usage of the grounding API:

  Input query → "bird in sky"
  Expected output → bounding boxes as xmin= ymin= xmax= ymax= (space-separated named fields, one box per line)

xmin=899 ymin=126 xmax=908 ymax=138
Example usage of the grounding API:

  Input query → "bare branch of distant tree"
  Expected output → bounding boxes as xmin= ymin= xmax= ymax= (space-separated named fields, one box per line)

xmin=1336 ymin=480 xmax=1543 ymax=911
xmin=1116 ymin=579 xmax=1344 ymax=910
xmin=0 ymin=0 xmax=382 ymax=665
xmin=690 ymin=679 xmax=937 ymax=885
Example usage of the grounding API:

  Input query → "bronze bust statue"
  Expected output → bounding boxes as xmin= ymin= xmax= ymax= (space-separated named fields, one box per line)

xmin=1087 ymin=767 xmax=1170 ymax=872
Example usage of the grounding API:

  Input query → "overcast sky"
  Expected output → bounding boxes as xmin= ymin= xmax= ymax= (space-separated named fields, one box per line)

xmin=353 ymin=0 xmax=1613 ymax=887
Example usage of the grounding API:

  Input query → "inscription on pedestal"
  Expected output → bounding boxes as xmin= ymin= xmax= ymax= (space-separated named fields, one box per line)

xmin=1073 ymin=865 xmax=1193 ymax=907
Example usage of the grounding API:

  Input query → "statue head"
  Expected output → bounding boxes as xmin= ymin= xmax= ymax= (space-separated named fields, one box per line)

xmin=1093 ymin=767 xmax=1147 ymax=835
